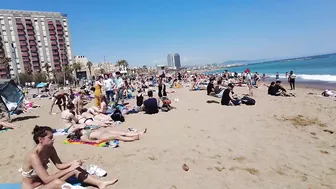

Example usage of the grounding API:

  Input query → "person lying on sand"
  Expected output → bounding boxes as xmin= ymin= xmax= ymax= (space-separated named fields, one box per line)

xmin=0 ymin=103 xmax=17 ymax=129
xmin=80 ymin=108 xmax=113 ymax=123
xmin=20 ymin=125 xmax=118 ymax=189
xmin=68 ymin=126 xmax=147 ymax=143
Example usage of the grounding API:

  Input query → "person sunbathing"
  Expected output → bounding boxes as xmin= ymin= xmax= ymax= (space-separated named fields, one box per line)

xmin=80 ymin=108 xmax=113 ymax=123
xmin=78 ymin=110 xmax=115 ymax=127
xmin=0 ymin=103 xmax=17 ymax=129
xmin=68 ymin=127 xmax=147 ymax=143
xmin=20 ymin=125 xmax=117 ymax=189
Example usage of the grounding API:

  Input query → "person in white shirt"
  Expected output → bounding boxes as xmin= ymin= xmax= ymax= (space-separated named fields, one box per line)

xmin=114 ymin=71 xmax=124 ymax=104
xmin=103 ymin=75 xmax=115 ymax=102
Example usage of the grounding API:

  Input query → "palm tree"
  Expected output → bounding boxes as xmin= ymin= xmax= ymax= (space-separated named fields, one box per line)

xmin=116 ymin=60 xmax=129 ymax=71
xmin=72 ymin=62 xmax=81 ymax=78
xmin=86 ymin=61 xmax=93 ymax=76
xmin=43 ymin=63 xmax=51 ymax=80
xmin=0 ymin=57 xmax=11 ymax=79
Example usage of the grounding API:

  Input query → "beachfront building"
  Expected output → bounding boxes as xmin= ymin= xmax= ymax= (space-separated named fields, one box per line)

xmin=73 ymin=55 xmax=90 ymax=79
xmin=167 ymin=53 xmax=174 ymax=68
xmin=0 ymin=9 xmax=73 ymax=79
xmin=174 ymin=53 xmax=181 ymax=69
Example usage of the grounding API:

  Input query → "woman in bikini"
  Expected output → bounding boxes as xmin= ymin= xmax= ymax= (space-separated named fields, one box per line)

xmin=20 ymin=125 xmax=117 ymax=189
xmin=68 ymin=127 xmax=147 ymax=143
xmin=61 ymin=103 xmax=85 ymax=132
xmin=91 ymin=94 xmax=109 ymax=114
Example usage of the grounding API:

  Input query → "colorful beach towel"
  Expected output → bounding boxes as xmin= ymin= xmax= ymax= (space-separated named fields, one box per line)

xmin=64 ymin=139 xmax=119 ymax=148
xmin=0 ymin=177 xmax=82 ymax=189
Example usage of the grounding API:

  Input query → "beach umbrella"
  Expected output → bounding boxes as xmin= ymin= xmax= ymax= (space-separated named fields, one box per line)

xmin=36 ymin=82 xmax=48 ymax=88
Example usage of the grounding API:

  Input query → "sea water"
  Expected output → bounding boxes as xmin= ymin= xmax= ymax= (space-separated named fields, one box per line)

xmin=210 ymin=55 xmax=336 ymax=83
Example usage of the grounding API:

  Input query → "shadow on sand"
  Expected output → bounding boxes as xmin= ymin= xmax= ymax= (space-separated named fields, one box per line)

xmin=11 ymin=116 xmax=40 ymax=122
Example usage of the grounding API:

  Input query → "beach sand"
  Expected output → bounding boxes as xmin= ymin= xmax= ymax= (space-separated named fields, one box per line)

xmin=0 ymin=84 xmax=335 ymax=189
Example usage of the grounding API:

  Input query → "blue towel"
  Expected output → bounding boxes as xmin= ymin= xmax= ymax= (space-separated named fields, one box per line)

xmin=0 ymin=177 xmax=81 ymax=188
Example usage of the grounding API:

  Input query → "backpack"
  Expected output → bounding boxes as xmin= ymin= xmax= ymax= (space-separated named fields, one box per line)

xmin=111 ymin=109 xmax=125 ymax=122
xmin=241 ymin=96 xmax=256 ymax=105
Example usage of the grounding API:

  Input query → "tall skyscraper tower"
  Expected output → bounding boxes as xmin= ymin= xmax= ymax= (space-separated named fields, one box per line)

xmin=0 ymin=9 xmax=73 ymax=79
xmin=174 ymin=53 xmax=181 ymax=69
xmin=167 ymin=53 xmax=174 ymax=67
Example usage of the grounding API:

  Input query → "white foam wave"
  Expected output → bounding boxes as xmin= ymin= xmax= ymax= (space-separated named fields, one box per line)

xmin=268 ymin=74 xmax=336 ymax=82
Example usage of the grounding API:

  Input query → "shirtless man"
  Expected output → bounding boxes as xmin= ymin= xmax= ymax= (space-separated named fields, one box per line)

xmin=49 ymin=90 xmax=70 ymax=114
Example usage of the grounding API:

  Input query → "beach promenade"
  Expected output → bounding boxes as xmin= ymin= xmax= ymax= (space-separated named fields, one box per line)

xmin=0 ymin=85 xmax=335 ymax=189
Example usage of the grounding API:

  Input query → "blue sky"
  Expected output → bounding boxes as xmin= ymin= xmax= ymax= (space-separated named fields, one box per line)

xmin=2 ymin=0 xmax=336 ymax=66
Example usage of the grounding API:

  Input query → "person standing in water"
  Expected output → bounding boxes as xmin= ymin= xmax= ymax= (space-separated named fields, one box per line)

xmin=288 ymin=71 xmax=296 ymax=90
xmin=275 ymin=72 xmax=279 ymax=80
xmin=285 ymin=72 xmax=288 ymax=79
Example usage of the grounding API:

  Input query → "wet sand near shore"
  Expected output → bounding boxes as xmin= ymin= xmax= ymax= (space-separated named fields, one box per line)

xmin=0 ymin=85 xmax=335 ymax=189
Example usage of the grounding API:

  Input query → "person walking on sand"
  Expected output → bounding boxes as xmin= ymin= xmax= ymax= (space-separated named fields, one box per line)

xmin=103 ymin=74 xmax=115 ymax=103
xmin=94 ymin=76 xmax=103 ymax=107
xmin=245 ymin=69 xmax=253 ymax=96
xmin=288 ymin=71 xmax=296 ymax=90
xmin=114 ymin=71 xmax=124 ymax=105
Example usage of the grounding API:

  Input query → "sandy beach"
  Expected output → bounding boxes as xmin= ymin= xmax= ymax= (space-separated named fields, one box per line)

xmin=1 ymin=84 xmax=336 ymax=189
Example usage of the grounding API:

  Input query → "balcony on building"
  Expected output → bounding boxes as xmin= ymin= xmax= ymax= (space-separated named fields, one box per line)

xmin=26 ymin=26 xmax=33 ymax=30
xmin=22 ymin=52 xmax=29 ymax=57
xmin=30 ymin=48 xmax=37 ymax=52
xmin=51 ymin=41 xmax=57 ymax=45
xmin=17 ymin=25 xmax=24 ymax=30
xmin=54 ymin=61 xmax=60 ymax=65
xmin=21 ymin=47 xmax=28 ymax=52
xmin=58 ymin=31 xmax=64 ymax=35
xmin=0 ymin=65 xmax=8 ymax=69
xmin=48 ymin=21 xmax=53 ymax=24
xmin=53 ymin=56 xmax=59 ymax=60
xmin=0 ymin=71 xmax=7 ymax=75
xmin=52 ymin=46 xmax=58 ymax=50
xmin=29 ymin=41 xmax=37 ymax=46
xmin=31 ymin=53 xmax=38 ymax=57
xmin=23 ymin=58 xmax=30 ymax=62
xmin=18 ymin=30 xmax=25 ymax=35
xmin=33 ymin=61 xmax=39 ymax=66
xmin=48 ymin=25 xmax=55 ymax=30
xmin=56 ymin=26 xmax=63 ymax=31
xmin=19 ymin=36 xmax=26 ymax=41
xmin=49 ymin=31 xmax=56 ymax=35
xmin=0 ymin=53 xmax=5 ymax=58
xmin=50 ymin=36 xmax=57 ymax=40
xmin=27 ymin=31 xmax=34 ymax=36
xmin=53 ymin=51 xmax=59 ymax=55
xmin=16 ymin=18 xmax=22 ymax=23
xmin=25 ymin=19 xmax=32 ymax=24
xmin=28 ymin=36 xmax=35 ymax=40
xmin=20 ymin=41 xmax=27 ymax=46
xmin=59 ymin=41 xmax=65 ymax=45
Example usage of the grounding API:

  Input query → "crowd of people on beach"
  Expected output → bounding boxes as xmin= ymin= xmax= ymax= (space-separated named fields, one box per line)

xmin=1 ymin=67 xmax=335 ymax=188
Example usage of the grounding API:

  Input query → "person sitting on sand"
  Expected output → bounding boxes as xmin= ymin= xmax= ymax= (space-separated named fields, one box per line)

xmin=268 ymin=82 xmax=278 ymax=96
xmin=20 ymin=125 xmax=118 ymax=189
xmin=68 ymin=126 xmax=147 ymax=143
xmin=207 ymin=79 xmax=215 ymax=96
xmin=190 ymin=78 xmax=200 ymax=91
xmin=143 ymin=90 xmax=159 ymax=114
xmin=61 ymin=103 xmax=85 ymax=131
xmin=272 ymin=81 xmax=294 ymax=97
xmin=73 ymin=91 xmax=85 ymax=115
xmin=221 ymin=83 xmax=241 ymax=106
xmin=91 ymin=94 xmax=111 ymax=114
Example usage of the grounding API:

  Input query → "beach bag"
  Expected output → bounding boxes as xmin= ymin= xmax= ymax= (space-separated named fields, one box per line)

xmin=241 ymin=96 xmax=256 ymax=105
xmin=111 ymin=109 xmax=125 ymax=122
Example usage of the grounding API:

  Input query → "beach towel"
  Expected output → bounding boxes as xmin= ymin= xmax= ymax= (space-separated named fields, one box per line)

xmin=0 ymin=177 xmax=82 ymax=189
xmin=64 ymin=139 xmax=119 ymax=148
xmin=0 ymin=128 xmax=12 ymax=133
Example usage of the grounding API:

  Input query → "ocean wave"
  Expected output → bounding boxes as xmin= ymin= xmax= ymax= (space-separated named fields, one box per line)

xmin=268 ymin=74 xmax=336 ymax=82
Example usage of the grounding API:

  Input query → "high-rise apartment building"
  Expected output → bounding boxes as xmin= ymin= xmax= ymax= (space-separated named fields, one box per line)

xmin=174 ymin=53 xmax=181 ymax=69
xmin=0 ymin=9 xmax=73 ymax=79
xmin=167 ymin=53 xmax=174 ymax=67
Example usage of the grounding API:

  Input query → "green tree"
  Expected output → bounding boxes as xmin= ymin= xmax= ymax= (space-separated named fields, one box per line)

xmin=0 ymin=57 xmax=11 ymax=78
xmin=72 ymin=62 xmax=81 ymax=78
xmin=86 ymin=61 xmax=93 ymax=76
xmin=19 ymin=73 xmax=33 ymax=84
xmin=116 ymin=60 xmax=129 ymax=70
xmin=33 ymin=72 xmax=47 ymax=83
xmin=43 ymin=63 xmax=52 ymax=80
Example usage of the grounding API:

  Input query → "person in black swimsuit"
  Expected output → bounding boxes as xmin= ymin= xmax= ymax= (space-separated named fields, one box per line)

xmin=221 ymin=83 xmax=241 ymax=106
